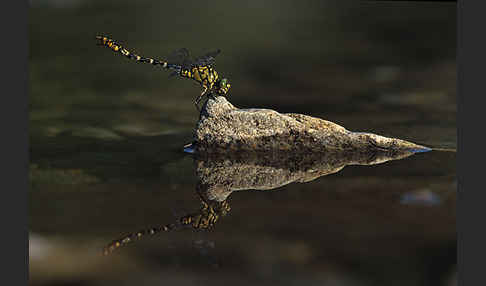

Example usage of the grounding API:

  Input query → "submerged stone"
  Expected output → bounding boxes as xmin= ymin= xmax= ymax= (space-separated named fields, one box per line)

xmin=191 ymin=96 xmax=431 ymax=154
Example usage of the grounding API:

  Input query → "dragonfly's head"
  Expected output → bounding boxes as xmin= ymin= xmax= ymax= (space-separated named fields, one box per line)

xmin=218 ymin=78 xmax=231 ymax=95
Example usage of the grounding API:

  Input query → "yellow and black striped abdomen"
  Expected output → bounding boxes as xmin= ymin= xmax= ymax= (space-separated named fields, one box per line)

xmin=96 ymin=36 xmax=169 ymax=68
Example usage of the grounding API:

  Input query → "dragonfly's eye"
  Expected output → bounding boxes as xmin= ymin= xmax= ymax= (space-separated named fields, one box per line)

xmin=220 ymin=78 xmax=227 ymax=87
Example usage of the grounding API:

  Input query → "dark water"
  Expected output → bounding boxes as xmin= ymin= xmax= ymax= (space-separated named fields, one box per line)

xmin=29 ymin=1 xmax=456 ymax=285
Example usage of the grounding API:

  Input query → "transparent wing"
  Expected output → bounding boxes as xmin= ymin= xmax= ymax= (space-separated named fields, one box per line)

xmin=194 ymin=49 xmax=221 ymax=67
xmin=166 ymin=48 xmax=193 ymax=69
xmin=168 ymin=71 xmax=180 ymax=78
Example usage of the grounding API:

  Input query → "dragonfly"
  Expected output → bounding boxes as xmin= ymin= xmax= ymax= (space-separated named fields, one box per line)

xmin=96 ymin=36 xmax=231 ymax=110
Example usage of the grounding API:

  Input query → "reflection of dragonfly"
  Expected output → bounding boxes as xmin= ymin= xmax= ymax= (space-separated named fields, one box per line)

xmin=102 ymin=199 xmax=230 ymax=256
xmin=96 ymin=36 xmax=231 ymax=110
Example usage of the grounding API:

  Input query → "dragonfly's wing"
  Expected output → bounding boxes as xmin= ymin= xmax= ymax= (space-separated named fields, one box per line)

xmin=166 ymin=48 xmax=193 ymax=68
xmin=194 ymin=49 xmax=221 ymax=67
xmin=168 ymin=71 xmax=180 ymax=78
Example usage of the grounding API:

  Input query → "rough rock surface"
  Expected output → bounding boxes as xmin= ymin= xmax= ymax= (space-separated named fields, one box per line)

xmin=193 ymin=96 xmax=430 ymax=154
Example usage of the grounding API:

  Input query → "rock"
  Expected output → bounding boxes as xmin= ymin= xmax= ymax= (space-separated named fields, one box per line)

xmin=192 ymin=96 xmax=431 ymax=154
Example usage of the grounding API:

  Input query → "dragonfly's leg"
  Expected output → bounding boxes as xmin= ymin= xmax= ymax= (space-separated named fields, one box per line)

xmin=195 ymin=86 xmax=208 ymax=111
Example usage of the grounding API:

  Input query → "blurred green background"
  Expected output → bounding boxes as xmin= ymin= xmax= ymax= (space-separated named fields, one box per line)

xmin=30 ymin=0 xmax=456 ymax=147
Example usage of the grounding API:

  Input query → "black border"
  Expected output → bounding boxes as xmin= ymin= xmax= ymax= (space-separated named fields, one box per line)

xmin=458 ymin=1 xmax=485 ymax=286
xmin=2 ymin=0 xmax=28 ymax=285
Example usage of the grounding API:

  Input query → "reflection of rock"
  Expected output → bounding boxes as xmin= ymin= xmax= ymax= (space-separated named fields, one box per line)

xmin=195 ymin=149 xmax=419 ymax=202
xmin=194 ymin=96 xmax=430 ymax=154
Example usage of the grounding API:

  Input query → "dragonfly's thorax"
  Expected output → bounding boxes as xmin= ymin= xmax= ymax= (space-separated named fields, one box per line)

xmin=181 ymin=65 xmax=220 ymax=91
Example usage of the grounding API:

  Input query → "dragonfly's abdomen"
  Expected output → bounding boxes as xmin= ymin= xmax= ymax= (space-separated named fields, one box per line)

xmin=96 ymin=36 xmax=169 ymax=68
